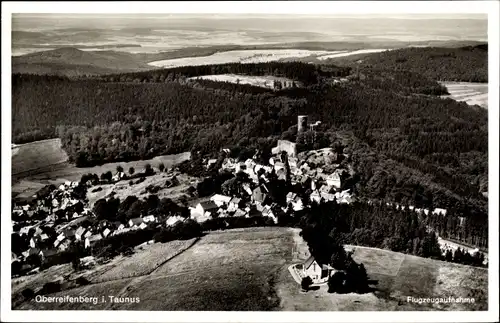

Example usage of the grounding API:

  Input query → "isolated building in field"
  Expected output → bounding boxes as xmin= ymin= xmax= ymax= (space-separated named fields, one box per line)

xmin=302 ymin=256 xmax=335 ymax=284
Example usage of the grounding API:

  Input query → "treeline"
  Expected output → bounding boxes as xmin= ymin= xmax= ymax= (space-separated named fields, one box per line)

xmin=97 ymin=61 xmax=352 ymax=86
xmin=295 ymin=200 xmax=487 ymax=267
xmin=358 ymin=69 xmax=449 ymax=95
xmin=337 ymin=45 xmax=488 ymax=82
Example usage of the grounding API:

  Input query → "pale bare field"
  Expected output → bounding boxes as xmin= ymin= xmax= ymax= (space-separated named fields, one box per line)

xmin=148 ymin=49 xmax=335 ymax=68
xmin=188 ymin=74 xmax=299 ymax=89
xmin=317 ymin=48 xmax=390 ymax=60
xmin=441 ymin=82 xmax=488 ymax=109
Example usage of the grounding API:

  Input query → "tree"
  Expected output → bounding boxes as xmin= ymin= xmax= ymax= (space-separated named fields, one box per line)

xmin=301 ymin=276 xmax=313 ymax=292
xmin=22 ymin=288 xmax=35 ymax=300
xmin=72 ymin=256 xmax=81 ymax=271
xmin=328 ymin=271 xmax=347 ymax=293
xmin=100 ymin=171 xmax=112 ymax=182
xmin=144 ymin=163 xmax=154 ymax=175
xmin=158 ymin=163 xmax=165 ymax=172
xmin=129 ymin=167 xmax=135 ymax=176
xmin=116 ymin=165 xmax=124 ymax=173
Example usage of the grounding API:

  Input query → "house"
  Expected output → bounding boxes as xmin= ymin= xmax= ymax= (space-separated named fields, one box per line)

xmin=138 ymin=222 xmax=148 ymax=230
xmin=319 ymin=184 xmax=334 ymax=194
xmin=75 ymin=227 xmax=87 ymax=241
xmin=102 ymin=228 xmax=112 ymax=238
xmin=210 ymin=194 xmax=232 ymax=207
xmin=129 ymin=218 xmax=144 ymax=228
xmin=286 ymin=192 xmax=297 ymax=204
xmin=142 ymin=215 xmax=156 ymax=223
xmin=325 ymin=171 xmax=341 ymax=189
xmin=191 ymin=212 xmax=211 ymax=223
xmin=432 ymin=208 xmax=447 ymax=216
xmin=320 ymin=192 xmax=336 ymax=202
xmin=228 ymin=197 xmax=242 ymax=211
xmin=166 ymin=215 xmax=184 ymax=227
xmin=233 ymin=208 xmax=247 ymax=218
xmin=29 ymin=237 xmax=39 ymax=248
xmin=85 ymin=234 xmax=103 ymax=249
xmin=302 ymin=256 xmax=335 ymax=283
xmin=242 ymin=184 xmax=253 ymax=196
xmin=206 ymin=159 xmax=217 ymax=169
xmin=262 ymin=206 xmax=278 ymax=224
xmin=252 ymin=185 xmax=270 ymax=204
xmin=57 ymin=239 xmax=71 ymax=251
xmin=113 ymin=228 xmax=132 ymax=236
xmin=235 ymin=162 xmax=247 ymax=174
xmin=195 ymin=201 xmax=219 ymax=216
xmin=19 ymin=226 xmax=33 ymax=236
xmin=291 ymin=197 xmax=304 ymax=211
xmin=271 ymin=140 xmax=297 ymax=157
xmin=309 ymin=191 xmax=321 ymax=203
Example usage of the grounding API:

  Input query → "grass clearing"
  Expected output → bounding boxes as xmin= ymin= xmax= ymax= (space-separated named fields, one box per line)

xmin=12 ymin=138 xmax=68 ymax=176
xmin=14 ymin=227 xmax=487 ymax=311
xmin=86 ymin=172 xmax=195 ymax=207
xmin=441 ymin=82 xmax=488 ymax=109
xmin=188 ymin=74 xmax=300 ymax=89
xmin=94 ymin=238 xmax=198 ymax=282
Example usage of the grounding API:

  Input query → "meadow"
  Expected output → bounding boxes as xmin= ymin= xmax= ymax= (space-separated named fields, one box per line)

xmin=188 ymin=74 xmax=299 ymax=89
xmin=440 ymin=82 xmax=488 ymax=109
xmin=13 ymin=227 xmax=487 ymax=311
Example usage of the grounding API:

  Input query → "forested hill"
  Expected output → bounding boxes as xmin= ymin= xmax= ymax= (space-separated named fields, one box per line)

xmin=329 ymin=45 xmax=488 ymax=82
xmin=12 ymin=48 xmax=152 ymax=76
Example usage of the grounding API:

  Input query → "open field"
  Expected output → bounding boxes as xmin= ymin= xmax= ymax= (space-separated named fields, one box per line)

xmin=440 ymin=82 xmax=488 ymax=109
xmin=86 ymin=172 xmax=196 ymax=207
xmin=94 ymin=238 xmax=198 ymax=282
xmin=316 ymin=48 xmax=389 ymax=60
xmin=277 ymin=240 xmax=488 ymax=311
xmin=14 ymin=227 xmax=488 ymax=310
xmin=148 ymin=49 xmax=337 ymax=68
xmin=188 ymin=74 xmax=299 ymax=89
xmin=12 ymin=138 xmax=68 ymax=176
xmin=16 ymin=227 xmax=293 ymax=310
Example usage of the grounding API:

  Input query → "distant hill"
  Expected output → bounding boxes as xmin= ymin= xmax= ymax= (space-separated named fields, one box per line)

xmin=12 ymin=48 xmax=152 ymax=76
xmin=329 ymin=44 xmax=488 ymax=82
xmin=11 ymin=41 xmax=487 ymax=77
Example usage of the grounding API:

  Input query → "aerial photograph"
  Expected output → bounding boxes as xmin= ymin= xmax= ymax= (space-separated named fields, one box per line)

xmin=6 ymin=5 xmax=495 ymax=318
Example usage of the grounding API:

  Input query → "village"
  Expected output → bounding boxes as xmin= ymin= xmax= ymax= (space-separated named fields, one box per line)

xmin=11 ymin=115 xmax=483 ymax=284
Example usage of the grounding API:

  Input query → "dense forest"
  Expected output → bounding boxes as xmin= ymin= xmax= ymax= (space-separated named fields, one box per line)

xmin=296 ymin=200 xmax=487 ymax=267
xmin=332 ymin=45 xmax=488 ymax=82
xmin=12 ymin=58 xmax=488 ymax=248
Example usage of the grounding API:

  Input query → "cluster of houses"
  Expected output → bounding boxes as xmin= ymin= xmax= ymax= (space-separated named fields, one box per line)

xmin=11 ymin=174 xmax=189 ymax=272
xmin=187 ymin=147 xmax=357 ymax=225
